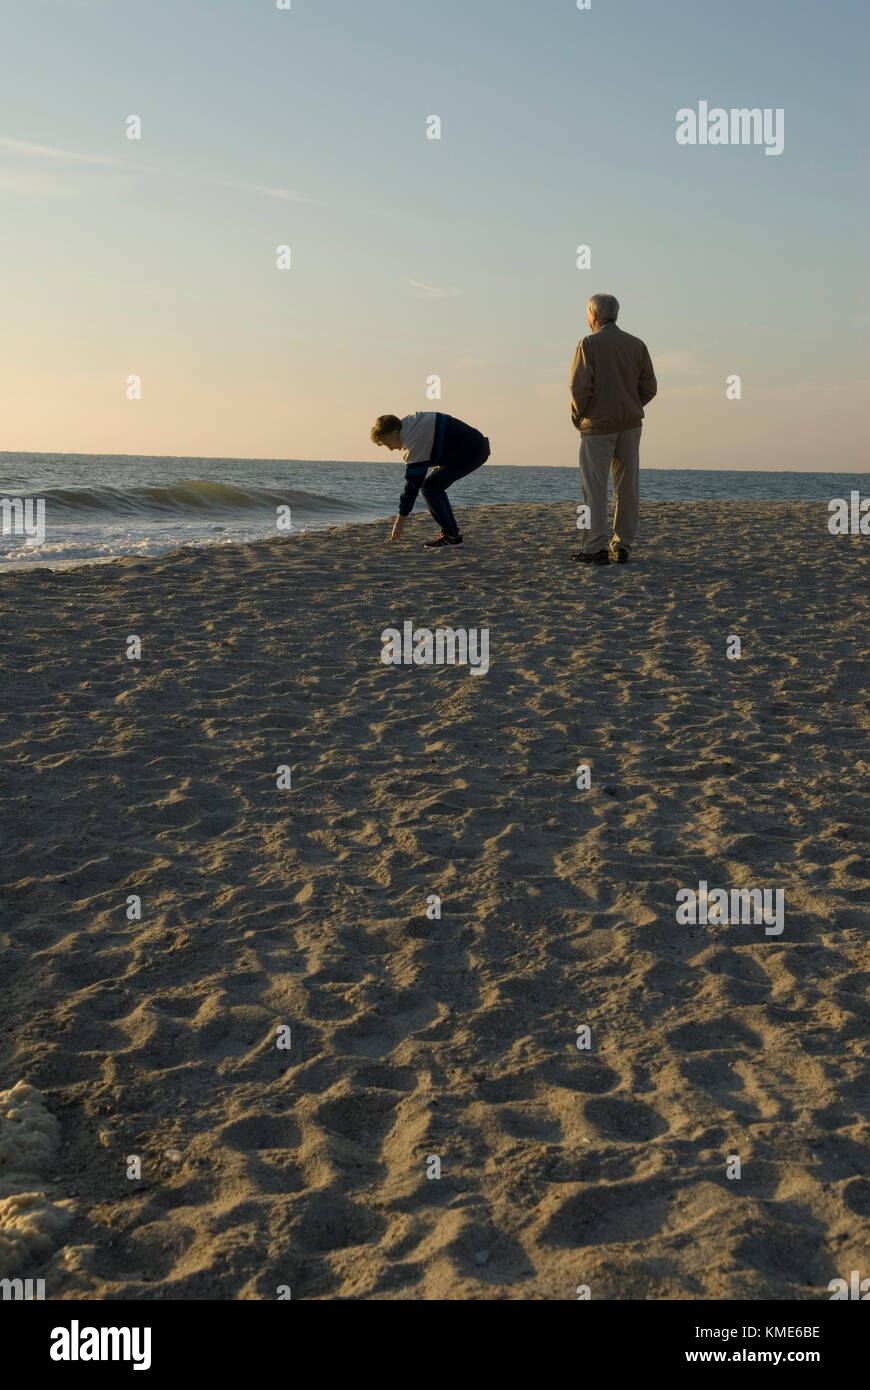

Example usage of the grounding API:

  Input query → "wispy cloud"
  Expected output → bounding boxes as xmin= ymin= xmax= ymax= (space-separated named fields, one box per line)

xmin=151 ymin=166 xmax=318 ymax=203
xmin=407 ymin=278 xmax=461 ymax=299
xmin=0 ymin=134 xmax=316 ymax=203
xmin=193 ymin=175 xmax=316 ymax=203
xmin=0 ymin=133 xmax=432 ymax=215
xmin=0 ymin=136 xmax=121 ymax=166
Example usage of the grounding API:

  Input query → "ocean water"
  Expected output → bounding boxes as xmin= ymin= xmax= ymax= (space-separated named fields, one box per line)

xmin=1 ymin=453 xmax=866 ymax=571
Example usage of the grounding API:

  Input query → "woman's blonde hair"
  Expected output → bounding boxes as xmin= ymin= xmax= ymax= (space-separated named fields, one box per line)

xmin=371 ymin=414 xmax=402 ymax=443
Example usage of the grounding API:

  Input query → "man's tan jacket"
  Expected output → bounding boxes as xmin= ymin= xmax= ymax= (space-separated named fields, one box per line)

xmin=570 ymin=322 xmax=657 ymax=436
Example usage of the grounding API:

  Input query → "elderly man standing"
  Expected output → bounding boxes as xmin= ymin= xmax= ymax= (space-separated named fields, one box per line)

xmin=570 ymin=293 xmax=657 ymax=564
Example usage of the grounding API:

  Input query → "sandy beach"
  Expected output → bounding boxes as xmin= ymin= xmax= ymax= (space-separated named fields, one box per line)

xmin=1 ymin=500 xmax=867 ymax=1300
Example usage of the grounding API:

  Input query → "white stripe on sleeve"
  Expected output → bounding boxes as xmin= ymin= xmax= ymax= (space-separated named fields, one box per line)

xmin=400 ymin=412 xmax=437 ymax=464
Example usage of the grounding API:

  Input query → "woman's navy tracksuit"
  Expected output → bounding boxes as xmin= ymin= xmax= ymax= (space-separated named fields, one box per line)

xmin=397 ymin=412 xmax=490 ymax=537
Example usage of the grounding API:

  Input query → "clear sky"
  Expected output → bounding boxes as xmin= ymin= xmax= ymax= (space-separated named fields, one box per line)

xmin=0 ymin=0 xmax=867 ymax=468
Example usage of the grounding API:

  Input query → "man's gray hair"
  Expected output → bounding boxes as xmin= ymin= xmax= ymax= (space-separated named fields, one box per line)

xmin=588 ymin=293 xmax=619 ymax=323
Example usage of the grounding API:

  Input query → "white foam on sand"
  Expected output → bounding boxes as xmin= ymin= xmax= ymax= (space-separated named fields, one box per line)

xmin=0 ymin=1082 xmax=70 ymax=1277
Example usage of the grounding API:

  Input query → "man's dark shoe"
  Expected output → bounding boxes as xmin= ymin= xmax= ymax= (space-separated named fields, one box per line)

xmin=424 ymin=532 xmax=463 ymax=548
xmin=572 ymin=548 xmax=610 ymax=564
xmin=609 ymin=545 xmax=630 ymax=563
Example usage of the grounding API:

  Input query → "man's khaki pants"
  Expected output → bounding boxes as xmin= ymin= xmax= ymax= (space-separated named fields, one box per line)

xmin=579 ymin=426 xmax=642 ymax=555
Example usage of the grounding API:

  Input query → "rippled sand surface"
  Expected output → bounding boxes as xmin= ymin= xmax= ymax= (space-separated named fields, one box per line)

xmin=1 ymin=501 xmax=867 ymax=1299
